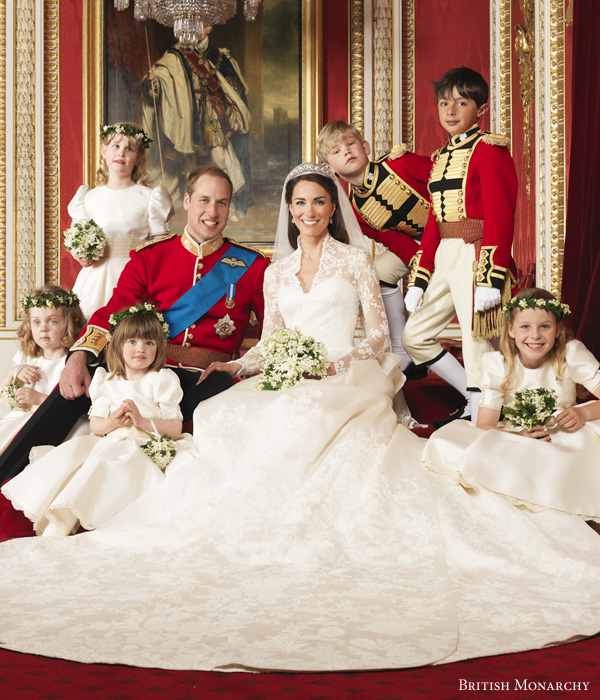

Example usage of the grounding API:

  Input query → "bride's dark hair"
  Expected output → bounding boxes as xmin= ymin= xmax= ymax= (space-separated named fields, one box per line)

xmin=284 ymin=173 xmax=350 ymax=249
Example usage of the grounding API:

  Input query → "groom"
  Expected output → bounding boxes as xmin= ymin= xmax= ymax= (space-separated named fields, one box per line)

xmin=0 ymin=165 xmax=269 ymax=482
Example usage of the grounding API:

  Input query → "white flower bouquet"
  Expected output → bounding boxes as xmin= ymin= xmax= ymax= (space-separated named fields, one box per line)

xmin=256 ymin=327 xmax=327 ymax=391
xmin=0 ymin=380 xmax=25 ymax=410
xmin=63 ymin=218 xmax=106 ymax=262
xmin=141 ymin=434 xmax=177 ymax=471
xmin=502 ymin=388 xmax=557 ymax=430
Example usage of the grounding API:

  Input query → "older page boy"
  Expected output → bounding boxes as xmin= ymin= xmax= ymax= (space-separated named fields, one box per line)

xmin=317 ymin=121 xmax=431 ymax=369
xmin=402 ymin=67 xmax=518 ymax=425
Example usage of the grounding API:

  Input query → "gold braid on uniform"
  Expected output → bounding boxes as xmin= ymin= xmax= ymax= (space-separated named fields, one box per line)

xmin=407 ymin=250 xmax=431 ymax=290
xmin=70 ymin=325 xmax=110 ymax=357
xmin=472 ymin=246 xmax=516 ymax=339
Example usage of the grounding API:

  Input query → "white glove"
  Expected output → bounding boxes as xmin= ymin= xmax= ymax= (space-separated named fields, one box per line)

xmin=473 ymin=286 xmax=501 ymax=312
xmin=404 ymin=286 xmax=424 ymax=313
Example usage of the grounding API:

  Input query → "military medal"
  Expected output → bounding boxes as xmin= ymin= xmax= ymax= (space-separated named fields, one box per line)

xmin=215 ymin=314 xmax=235 ymax=339
xmin=225 ymin=283 xmax=236 ymax=309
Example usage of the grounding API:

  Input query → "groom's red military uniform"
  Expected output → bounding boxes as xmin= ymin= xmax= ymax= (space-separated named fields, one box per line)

xmin=72 ymin=229 xmax=269 ymax=367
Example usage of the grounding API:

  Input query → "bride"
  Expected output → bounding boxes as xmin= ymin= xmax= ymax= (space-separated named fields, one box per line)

xmin=1 ymin=164 xmax=600 ymax=672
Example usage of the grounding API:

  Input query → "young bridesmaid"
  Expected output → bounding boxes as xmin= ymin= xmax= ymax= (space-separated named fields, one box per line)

xmin=67 ymin=123 xmax=174 ymax=319
xmin=1 ymin=305 xmax=197 ymax=536
xmin=0 ymin=286 xmax=85 ymax=455
xmin=424 ymin=287 xmax=600 ymax=521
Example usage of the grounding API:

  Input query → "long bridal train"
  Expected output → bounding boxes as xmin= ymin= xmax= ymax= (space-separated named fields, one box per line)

xmin=1 ymin=356 xmax=600 ymax=671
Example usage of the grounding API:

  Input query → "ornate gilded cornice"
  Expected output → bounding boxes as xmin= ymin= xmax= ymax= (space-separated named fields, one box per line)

xmin=44 ymin=0 xmax=60 ymax=285
xmin=349 ymin=0 xmax=364 ymax=136
xmin=401 ymin=0 xmax=415 ymax=151
xmin=0 ymin=0 xmax=6 ymax=327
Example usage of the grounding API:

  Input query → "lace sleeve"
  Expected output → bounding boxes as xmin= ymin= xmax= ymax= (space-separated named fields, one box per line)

xmin=235 ymin=264 xmax=285 ymax=375
xmin=332 ymin=251 xmax=391 ymax=374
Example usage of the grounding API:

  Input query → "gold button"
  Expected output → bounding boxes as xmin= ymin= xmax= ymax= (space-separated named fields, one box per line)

xmin=196 ymin=273 xmax=202 ymax=280
xmin=458 ymin=190 xmax=463 ymax=195
xmin=190 ymin=324 xmax=196 ymax=329
xmin=188 ymin=333 xmax=193 ymax=339
xmin=458 ymin=207 xmax=463 ymax=212
xmin=197 ymin=263 xmax=204 ymax=269
xmin=457 ymin=199 xmax=463 ymax=204
xmin=184 ymin=342 xmax=191 ymax=348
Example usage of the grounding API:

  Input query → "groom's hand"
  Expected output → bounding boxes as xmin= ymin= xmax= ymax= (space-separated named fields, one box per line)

xmin=59 ymin=351 xmax=91 ymax=399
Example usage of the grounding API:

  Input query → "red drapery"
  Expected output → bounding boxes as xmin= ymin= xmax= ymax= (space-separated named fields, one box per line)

xmin=561 ymin=0 xmax=600 ymax=357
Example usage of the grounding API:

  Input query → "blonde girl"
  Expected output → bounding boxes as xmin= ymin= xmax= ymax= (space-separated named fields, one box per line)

xmin=424 ymin=287 xmax=600 ymax=521
xmin=2 ymin=305 xmax=197 ymax=536
xmin=67 ymin=123 xmax=174 ymax=319
xmin=0 ymin=286 xmax=85 ymax=455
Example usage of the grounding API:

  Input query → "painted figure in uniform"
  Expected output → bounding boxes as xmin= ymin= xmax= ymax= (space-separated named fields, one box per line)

xmin=0 ymin=166 xmax=269 ymax=483
xmin=317 ymin=121 xmax=431 ymax=371
xmin=402 ymin=67 xmax=518 ymax=426
xmin=142 ymin=28 xmax=252 ymax=218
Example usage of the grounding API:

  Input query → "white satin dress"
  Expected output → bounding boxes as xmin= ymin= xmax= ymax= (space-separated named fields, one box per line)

xmin=1 ymin=236 xmax=600 ymax=671
xmin=424 ymin=340 xmax=600 ymax=519
xmin=67 ymin=184 xmax=174 ymax=319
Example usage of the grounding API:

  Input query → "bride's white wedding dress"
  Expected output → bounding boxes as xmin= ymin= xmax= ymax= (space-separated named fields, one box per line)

xmin=1 ymin=235 xmax=600 ymax=672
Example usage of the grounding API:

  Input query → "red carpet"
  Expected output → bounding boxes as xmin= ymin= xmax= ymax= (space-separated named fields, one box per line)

xmin=1 ymin=635 xmax=598 ymax=699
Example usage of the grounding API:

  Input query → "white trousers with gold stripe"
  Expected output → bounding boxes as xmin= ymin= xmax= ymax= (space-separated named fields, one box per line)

xmin=401 ymin=238 xmax=492 ymax=388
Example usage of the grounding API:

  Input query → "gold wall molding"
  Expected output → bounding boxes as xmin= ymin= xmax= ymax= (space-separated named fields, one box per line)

xmin=349 ymin=0 xmax=364 ymax=136
xmin=490 ymin=0 xmax=512 ymax=141
xmin=401 ymin=0 xmax=415 ymax=151
xmin=301 ymin=0 xmax=322 ymax=161
xmin=372 ymin=0 xmax=393 ymax=157
xmin=14 ymin=0 xmax=37 ymax=317
xmin=536 ymin=0 xmax=566 ymax=297
xmin=44 ymin=0 xmax=60 ymax=285
xmin=515 ymin=0 xmax=534 ymax=197
xmin=0 ymin=0 xmax=6 ymax=327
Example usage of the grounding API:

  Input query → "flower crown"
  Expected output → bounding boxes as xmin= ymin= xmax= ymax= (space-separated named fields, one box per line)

xmin=284 ymin=162 xmax=336 ymax=185
xmin=100 ymin=123 xmax=152 ymax=148
xmin=108 ymin=303 xmax=169 ymax=340
xmin=504 ymin=294 xmax=571 ymax=320
xmin=20 ymin=290 xmax=80 ymax=311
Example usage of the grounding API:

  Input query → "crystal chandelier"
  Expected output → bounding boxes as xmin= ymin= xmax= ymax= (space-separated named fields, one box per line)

xmin=114 ymin=1 xmax=262 ymax=47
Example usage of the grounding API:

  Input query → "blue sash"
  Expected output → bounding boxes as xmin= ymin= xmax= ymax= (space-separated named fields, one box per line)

xmin=163 ymin=245 xmax=259 ymax=339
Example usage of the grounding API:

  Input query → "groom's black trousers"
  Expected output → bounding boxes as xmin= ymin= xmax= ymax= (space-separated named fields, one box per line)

xmin=0 ymin=365 xmax=234 ymax=483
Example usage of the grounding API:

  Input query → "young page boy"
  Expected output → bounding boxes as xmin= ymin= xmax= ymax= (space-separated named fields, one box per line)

xmin=317 ymin=121 xmax=432 ymax=369
xmin=401 ymin=67 xmax=518 ymax=426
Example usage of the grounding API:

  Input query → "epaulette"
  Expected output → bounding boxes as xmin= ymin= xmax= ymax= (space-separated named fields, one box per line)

xmin=430 ymin=148 xmax=442 ymax=161
xmin=135 ymin=233 xmax=178 ymax=252
xmin=225 ymin=237 xmax=266 ymax=258
xmin=387 ymin=143 xmax=409 ymax=160
xmin=480 ymin=132 xmax=510 ymax=148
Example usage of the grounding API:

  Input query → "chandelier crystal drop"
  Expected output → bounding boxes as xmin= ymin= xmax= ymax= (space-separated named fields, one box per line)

xmin=115 ymin=0 xmax=263 ymax=48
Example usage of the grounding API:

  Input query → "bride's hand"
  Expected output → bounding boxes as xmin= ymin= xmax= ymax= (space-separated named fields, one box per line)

xmin=517 ymin=425 xmax=550 ymax=441
xmin=197 ymin=361 xmax=241 ymax=384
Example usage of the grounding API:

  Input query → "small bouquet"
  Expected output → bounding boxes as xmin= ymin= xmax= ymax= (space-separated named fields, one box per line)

xmin=256 ymin=327 xmax=327 ymax=391
xmin=141 ymin=434 xmax=177 ymax=471
xmin=63 ymin=218 xmax=106 ymax=262
xmin=0 ymin=380 xmax=25 ymax=410
xmin=502 ymin=388 xmax=557 ymax=430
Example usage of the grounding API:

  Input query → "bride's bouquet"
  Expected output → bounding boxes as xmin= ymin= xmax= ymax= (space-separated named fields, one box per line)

xmin=141 ymin=434 xmax=177 ymax=471
xmin=63 ymin=218 xmax=106 ymax=262
xmin=502 ymin=387 xmax=557 ymax=430
xmin=256 ymin=327 xmax=327 ymax=391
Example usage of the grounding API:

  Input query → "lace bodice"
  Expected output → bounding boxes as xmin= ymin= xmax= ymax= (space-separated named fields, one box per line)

xmin=238 ymin=235 xmax=391 ymax=375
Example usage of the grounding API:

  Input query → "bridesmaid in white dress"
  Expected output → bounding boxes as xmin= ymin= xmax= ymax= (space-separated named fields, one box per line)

xmin=67 ymin=123 xmax=174 ymax=319
xmin=0 ymin=286 xmax=85 ymax=454
xmin=2 ymin=306 xmax=197 ymax=535
xmin=1 ymin=168 xmax=600 ymax=673
xmin=424 ymin=287 xmax=600 ymax=519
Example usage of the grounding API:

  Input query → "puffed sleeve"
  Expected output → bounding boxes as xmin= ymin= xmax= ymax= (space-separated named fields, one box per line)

xmin=67 ymin=184 xmax=91 ymax=222
xmin=565 ymin=340 xmax=600 ymax=393
xmin=88 ymin=367 xmax=111 ymax=418
xmin=478 ymin=351 xmax=507 ymax=410
xmin=147 ymin=185 xmax=175 ymax=236
xmin=154 ymin=368 xmax=184 ymax=420
xmin=332 ymin=249 xmax=391 ymax=374
xmin=236 ymin=263 xmax=285 ymax=375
